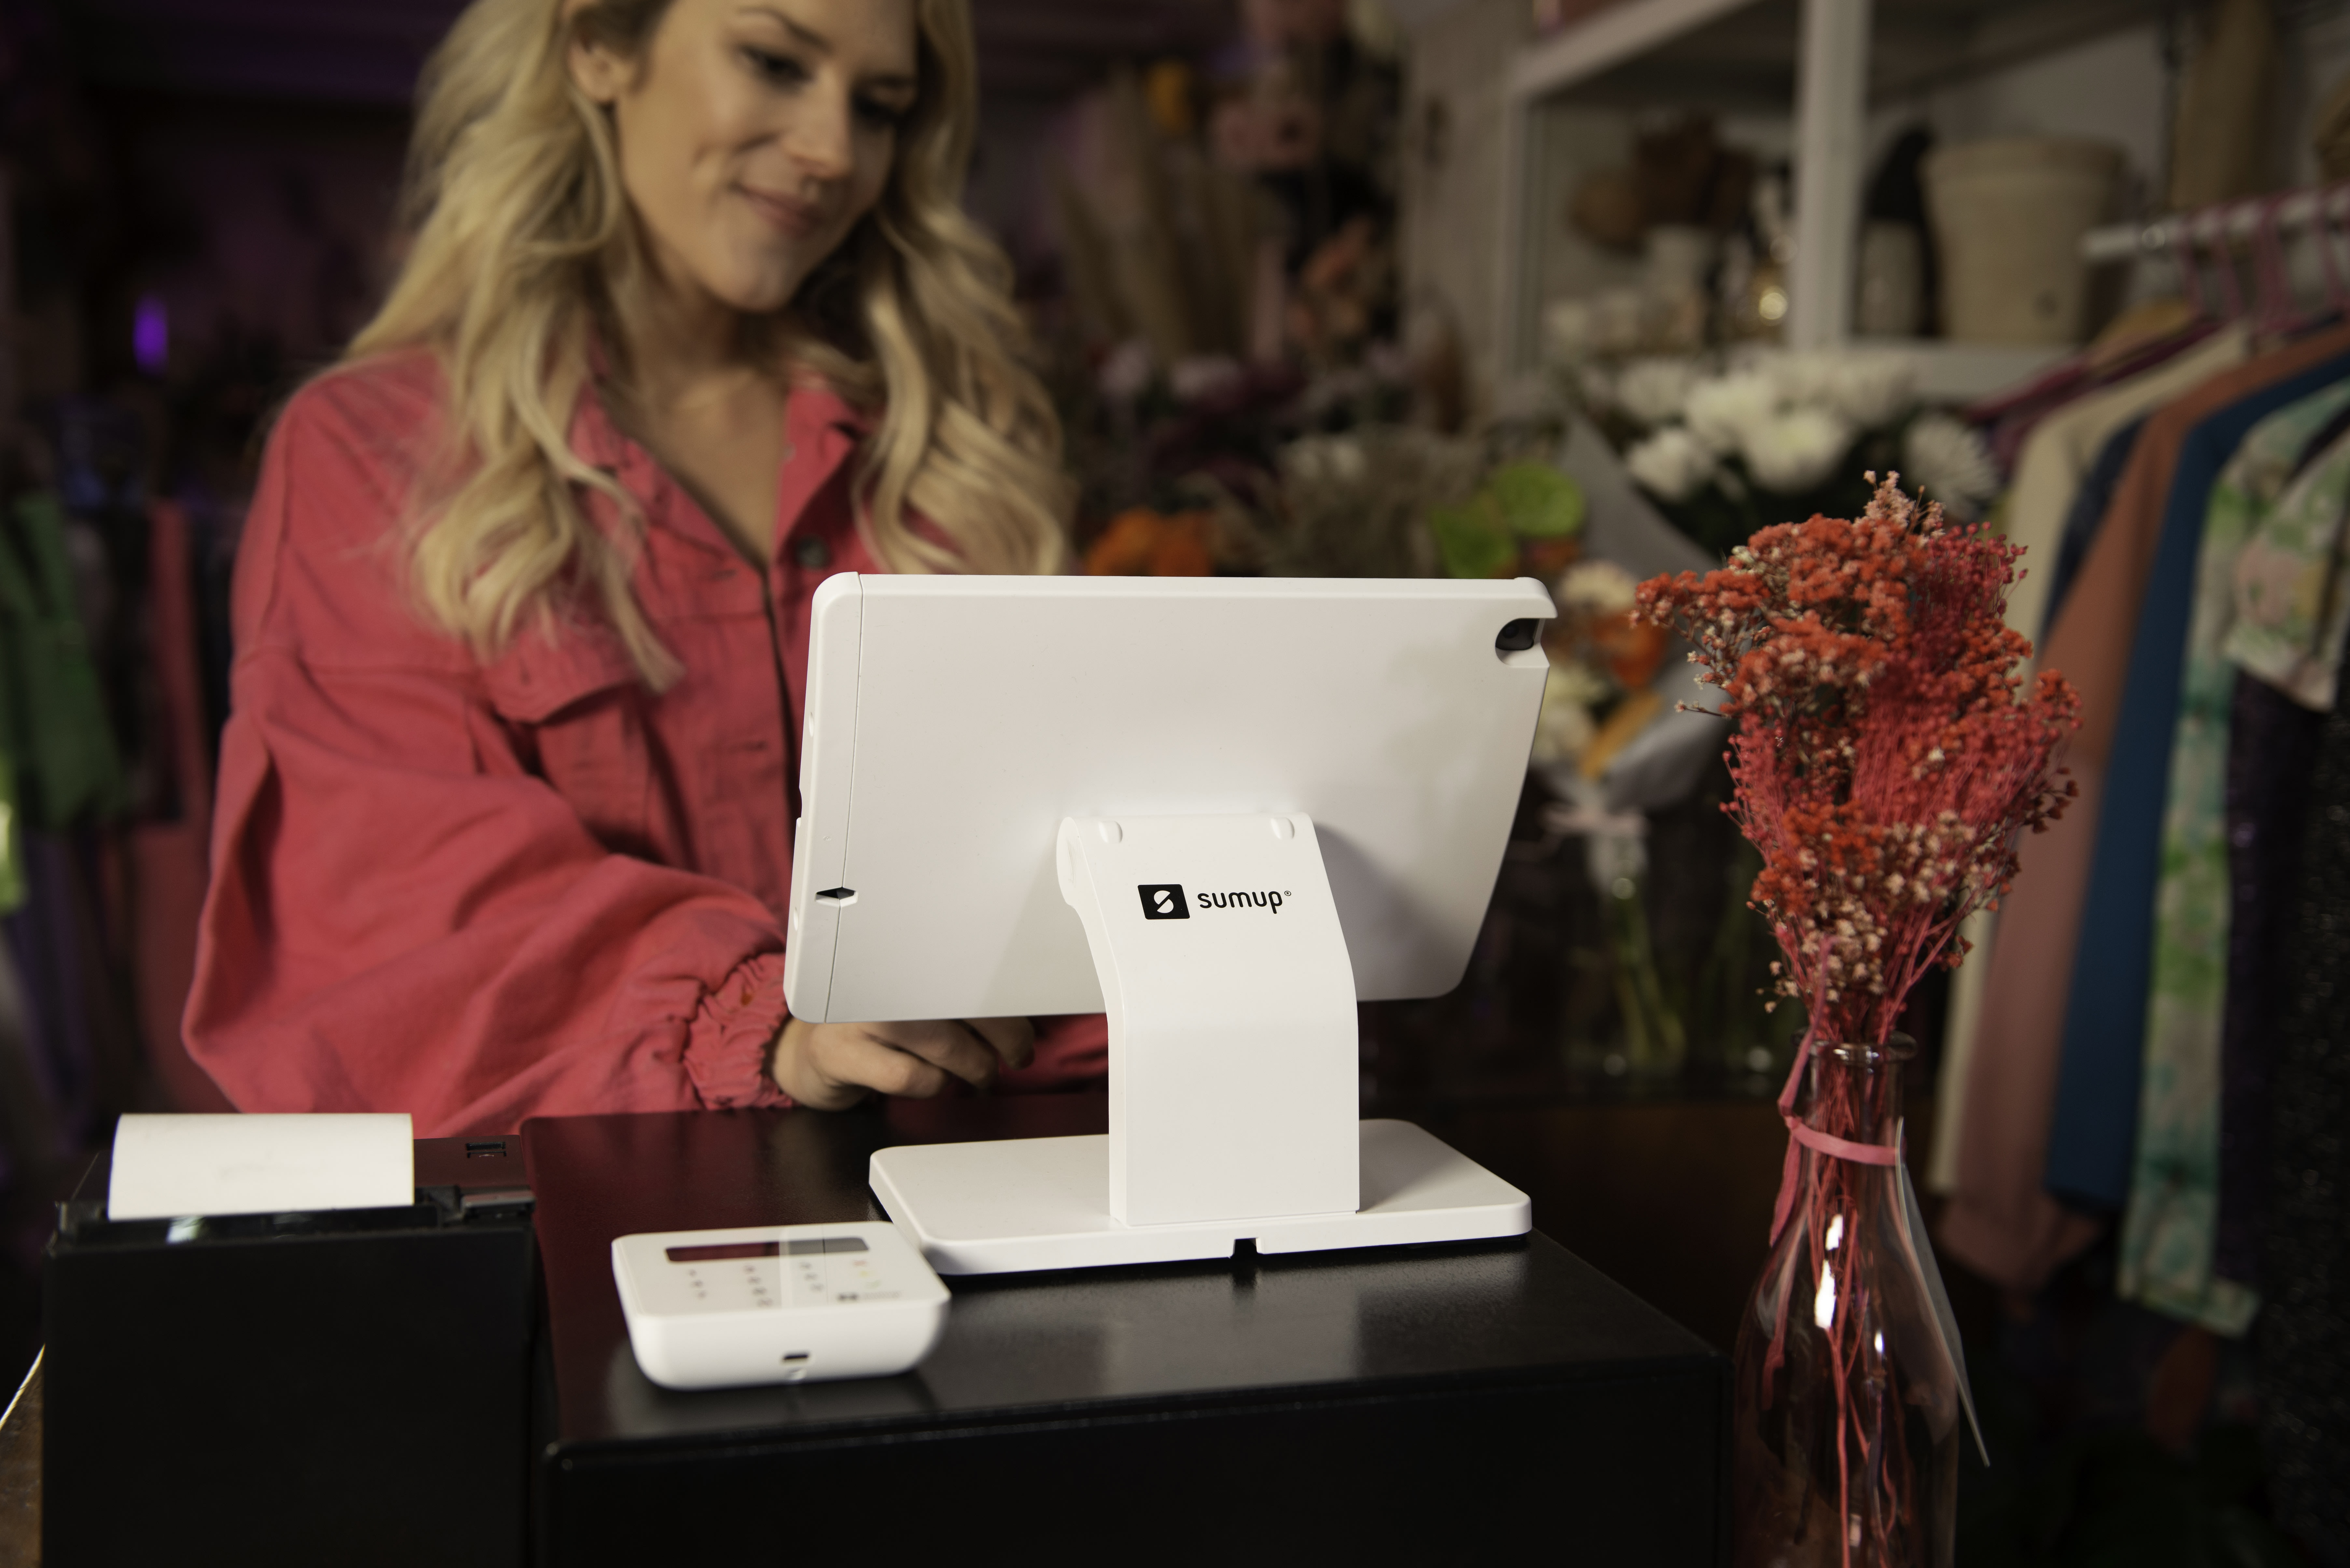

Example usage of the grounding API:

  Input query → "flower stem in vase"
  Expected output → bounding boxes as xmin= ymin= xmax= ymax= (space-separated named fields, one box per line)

xmin=1733 ymin=1038 xmax=1958 ymax=1568
xmin=1605 ymin=871 xmax=1687 ymax=1082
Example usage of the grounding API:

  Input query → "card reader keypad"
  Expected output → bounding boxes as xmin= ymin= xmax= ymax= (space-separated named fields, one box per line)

xmin=784 ymin=1237 xmax=897 ymax=1306
xmin=659 ymin=1234 xmax=902 ymax=1315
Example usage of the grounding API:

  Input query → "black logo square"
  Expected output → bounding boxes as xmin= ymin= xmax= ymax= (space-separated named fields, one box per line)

xmin=1137 ymin=884 xmax=1189 ymax=920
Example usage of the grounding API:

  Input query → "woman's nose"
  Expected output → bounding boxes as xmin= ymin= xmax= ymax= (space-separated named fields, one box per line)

xmin=786 ymin=84 xmax=856 ymax=183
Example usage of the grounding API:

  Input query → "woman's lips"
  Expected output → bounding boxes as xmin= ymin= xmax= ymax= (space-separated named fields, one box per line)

xmin=741 ymin=186 xmax=823 ymax=237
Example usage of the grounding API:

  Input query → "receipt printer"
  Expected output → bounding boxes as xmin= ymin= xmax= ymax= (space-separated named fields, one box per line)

xmin=41 ymin=1129 xmax=536 ymax=1568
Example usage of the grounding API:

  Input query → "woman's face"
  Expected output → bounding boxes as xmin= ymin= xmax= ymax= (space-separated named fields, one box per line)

xmin=572 ymin=0 xmax=918 ymax=316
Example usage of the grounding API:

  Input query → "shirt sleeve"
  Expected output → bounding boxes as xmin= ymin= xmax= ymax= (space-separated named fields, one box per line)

xmin=184 ymin=368 xmax=793 ymax=1135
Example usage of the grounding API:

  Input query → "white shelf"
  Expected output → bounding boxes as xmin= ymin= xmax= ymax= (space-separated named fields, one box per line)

xmin=1500 ymin=338 xmax=2062 ymax=420
xmin=1489 ymin=0 xmax=2160 ymax=402
xmin=1497 ymin=0 xmax=1863 ymax=371
xmin=1507 ymin=0 xmax=1766 ymax=102
xmin=1857 ymin=339 xmax=2069 ymax=402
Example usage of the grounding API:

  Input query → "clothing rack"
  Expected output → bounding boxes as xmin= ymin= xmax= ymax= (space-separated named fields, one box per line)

xmin=2080 ymin=183 xmax=2350 ymax=266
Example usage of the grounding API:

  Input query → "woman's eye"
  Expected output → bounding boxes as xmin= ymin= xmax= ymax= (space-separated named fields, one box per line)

xmin=854 ymin=96 xmax=910 ymax=130
xmin=743 ymin=47 xmax=809 ymax=87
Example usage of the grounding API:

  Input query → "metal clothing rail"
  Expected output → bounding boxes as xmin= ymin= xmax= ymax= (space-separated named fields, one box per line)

xmin=2080 ymin=184 xmax=2350 ymax=265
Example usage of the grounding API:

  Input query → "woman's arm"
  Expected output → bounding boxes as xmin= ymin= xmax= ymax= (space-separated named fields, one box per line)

xmin=184 ymin=366 xmax=799 ymax=1134
xmin=188 ymin=642 xmax=797 ymax=1134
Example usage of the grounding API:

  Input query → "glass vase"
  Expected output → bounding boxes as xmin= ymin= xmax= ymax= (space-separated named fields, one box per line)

xmin=1732 ymin=1039 xmax=1961 ymax=1568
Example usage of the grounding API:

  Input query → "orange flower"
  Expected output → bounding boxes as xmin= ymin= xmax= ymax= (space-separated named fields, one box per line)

xmin=1588 ymin=610 xmax=1668 ymax=689
xmin=1083 ymin=510 xmax=1217 ymax=577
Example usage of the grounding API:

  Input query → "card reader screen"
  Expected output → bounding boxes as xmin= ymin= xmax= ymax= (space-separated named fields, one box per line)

xmin=665 ymin=1241 xmax=781 ymax=1263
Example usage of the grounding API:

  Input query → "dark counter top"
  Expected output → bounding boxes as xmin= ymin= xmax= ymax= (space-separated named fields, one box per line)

xmin=526 ymin=1094 xmax=1728 ymax=1565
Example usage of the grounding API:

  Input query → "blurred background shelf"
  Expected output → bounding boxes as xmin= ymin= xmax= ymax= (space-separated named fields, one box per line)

xmin=1396 ymin=0 xmax=2322 ymax=407
xmin=1509 ymin=0 xmax=1766 ymax=101
xmin=1499 ymin=0 xmax=2174 ymax=377
xmin=1511 ymin=0 xmax=2174 ymax=108
xmin=1860 ymin=337 xmax=2067 ymax=398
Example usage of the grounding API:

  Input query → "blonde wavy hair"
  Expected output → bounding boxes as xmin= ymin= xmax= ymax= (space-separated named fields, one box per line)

xmin=349 ymin=0 xmax=1072 ymax=686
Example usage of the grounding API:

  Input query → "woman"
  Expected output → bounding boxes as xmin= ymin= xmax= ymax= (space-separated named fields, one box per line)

xmin=185 ymin=0 xmax=1105 ymax=1133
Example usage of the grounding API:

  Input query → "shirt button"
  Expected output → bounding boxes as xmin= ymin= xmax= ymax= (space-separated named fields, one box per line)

xmin=792 ymin=536 xmax=831 ymax=570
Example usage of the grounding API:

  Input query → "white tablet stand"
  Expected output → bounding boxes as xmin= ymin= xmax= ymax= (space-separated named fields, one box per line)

xmin=868 ymin=813 xmax=1532 ymax=1274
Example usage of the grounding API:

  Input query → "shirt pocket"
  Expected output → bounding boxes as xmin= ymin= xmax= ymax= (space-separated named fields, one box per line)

xmin=480 ymin=630 xmax=660 ymax=858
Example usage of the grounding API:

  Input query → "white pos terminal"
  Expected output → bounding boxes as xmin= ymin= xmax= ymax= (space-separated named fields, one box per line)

xmin=782 ymin=573 xmax=1555 ymax=1274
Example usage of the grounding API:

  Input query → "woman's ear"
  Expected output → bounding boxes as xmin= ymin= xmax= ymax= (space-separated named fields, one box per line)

xmin=565 ymin=0 xmax=628 ymax=106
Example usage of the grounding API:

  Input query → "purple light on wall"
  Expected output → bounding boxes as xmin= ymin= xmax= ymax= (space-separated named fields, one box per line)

xmin=134 ymin=295 xmax=169 ymax=373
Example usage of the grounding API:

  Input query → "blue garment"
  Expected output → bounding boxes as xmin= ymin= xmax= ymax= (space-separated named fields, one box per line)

xmin=2043 ymin=353 xmax=2350 ymax=1212
xmin=2042 ymin=418 xmax=2146 ymax=641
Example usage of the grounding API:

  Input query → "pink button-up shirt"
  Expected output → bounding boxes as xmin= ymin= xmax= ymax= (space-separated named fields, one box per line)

xmin=187 ymin=349 xmax=1104 ymax=1134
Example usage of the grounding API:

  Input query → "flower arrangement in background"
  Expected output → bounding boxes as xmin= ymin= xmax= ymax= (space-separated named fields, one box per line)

xmin=1425 ymin=460 xmax=1586 ymax=580
xmin=1899 ymin=411 xmax=2002 ymax=523
xmin=1636 ymin=475 xmax=2078 ymax=1566
xmin=1251 ymin=426 xmax=1478 ymax=579
xmin=1522 ymin=557 xmax=1687 ymax=1080
xmin=1579 ymin=350 xmax=2001 ymax=556
xmin=1082 ymin=508 xmax=1221 ymax=576
xmin=1532 ymin=561 xmax=1669 ymax=778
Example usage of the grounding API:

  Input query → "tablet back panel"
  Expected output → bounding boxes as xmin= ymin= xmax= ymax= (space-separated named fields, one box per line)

xmin=784 ymin=575 xmax=1553 ymax=1022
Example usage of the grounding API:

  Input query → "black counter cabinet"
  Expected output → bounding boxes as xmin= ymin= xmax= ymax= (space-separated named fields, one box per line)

xmin=526 ymin=1094 xmax=1729 ymax=1566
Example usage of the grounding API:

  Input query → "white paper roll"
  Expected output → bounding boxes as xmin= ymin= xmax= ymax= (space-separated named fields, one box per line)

xmin=107 ymin=1113 xmax=415 ymax=1221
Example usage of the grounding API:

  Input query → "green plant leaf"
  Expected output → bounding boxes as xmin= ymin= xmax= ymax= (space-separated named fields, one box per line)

xmin=1428 ymin=499 xmax=1518 ymax=579
xmin=1486 ymin=462 xmax=1586 ymax=539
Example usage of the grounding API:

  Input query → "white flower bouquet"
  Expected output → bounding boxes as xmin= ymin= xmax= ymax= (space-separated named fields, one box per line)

xmin=1577 ymin=350 xmax=1999 ymax=556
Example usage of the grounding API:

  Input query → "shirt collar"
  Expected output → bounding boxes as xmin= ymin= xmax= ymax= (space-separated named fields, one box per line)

xmin=564 ymin=363 xmax=873 ymax=560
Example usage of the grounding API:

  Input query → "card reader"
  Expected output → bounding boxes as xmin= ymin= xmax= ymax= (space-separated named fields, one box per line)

xmin=611 ymin=1222 xmax=949 ymax=1390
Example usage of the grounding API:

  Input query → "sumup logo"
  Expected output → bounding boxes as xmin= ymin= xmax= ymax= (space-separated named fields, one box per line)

xmin=1136 ymin=884 xmax=1189 ymax=920
xmin=1137 ymin=884 xmax=1292 ymax=919
xmin=1198 ymin=889 xmax=1290 ymax=914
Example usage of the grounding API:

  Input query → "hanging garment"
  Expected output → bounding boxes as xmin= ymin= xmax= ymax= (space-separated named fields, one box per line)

xmin=184 ymin=491 xmax=239 ymax=753
xmin=2043 ymin=418 xmax=2147 ymax=636
xmin=2216 ymin=671 xmax=2325 ymax=1286
xmin=2005 ymin=327 xmax=2252 ymax=646
xmin=2287 ymin=395 xmax=2350 ymax=480
xmin=2258 ymin=624 xmax=2350 ymax=1567
xmin=1 ymin=835 xmax=92 ymax=1135
xmin=2226 ymin=415 xmax=2350 ymax=708
xmin=1928 ymin=902 xmax=1996 ymax=1195
xmin=0 ymin=752 xmax=19 ymax=917
xmin=1939 ymin=323 xmax=2350 ymax=1295
xmin=2036 ymin=330 xmax=2347 ymax=643
xmin=2042 ymin=286 xmax=2338 ymax=637
xmin=1962 ymin=294 xmax=2200 ymax=430
xmin=1973 ymin=310 xmax=2223 ymax=478
xmin=0 ymin=937 xmax=58 ymax=1190
xmin=2048 ymin=365 xmax=2350 ymax=1221
xmin=2111 ymin=385 xmax=2350 ymax=1335
xmin=61 ymin=826 xmax=144 ymax=1120
xmin=1929 ymin=328 xmax=2250 ymax=1196
xmin=0 ymin=495 xmax=127 ymax=830
xmin=129 ymin=502 xmax=232 ymax=1113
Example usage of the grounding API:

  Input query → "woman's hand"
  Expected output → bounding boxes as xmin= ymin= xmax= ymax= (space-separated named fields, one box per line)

xmin=768 ymin=1016 xmax=1036 ymax=1110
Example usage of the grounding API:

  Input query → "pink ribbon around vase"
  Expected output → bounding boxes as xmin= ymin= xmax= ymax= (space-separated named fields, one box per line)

xmin=1767 ymin=1029 xmax=1902 ymax=1250
xmin=1760 ymin=1017 xmax=1905 ymax=1401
